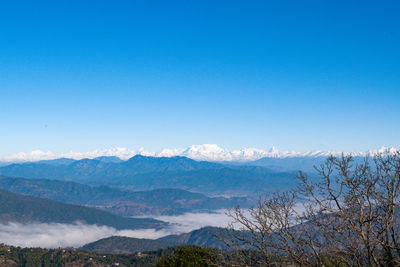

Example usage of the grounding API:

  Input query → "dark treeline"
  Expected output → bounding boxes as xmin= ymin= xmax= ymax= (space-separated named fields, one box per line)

xmin=0 ymin=243 xmax=267 ymax=267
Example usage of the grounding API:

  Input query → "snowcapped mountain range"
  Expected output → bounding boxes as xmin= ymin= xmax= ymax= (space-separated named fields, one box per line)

xmin=1 ymin=144 xmax=398 ymax=163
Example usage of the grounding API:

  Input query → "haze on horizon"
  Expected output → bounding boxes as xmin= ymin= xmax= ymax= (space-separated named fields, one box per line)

xmin=1 ymin=144 xmax=398 ymax=163
xmin=1 ymin=1 xmax=399 ymax=155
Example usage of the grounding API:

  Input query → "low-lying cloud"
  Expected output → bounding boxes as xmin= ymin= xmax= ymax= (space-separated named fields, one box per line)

xmin=153 ymin=210 xmax=235 ymax=234
xmin=0 ymin=210 xmax=238 ymax=249
xmin=0 ymin=222 xmax=171 ymax=249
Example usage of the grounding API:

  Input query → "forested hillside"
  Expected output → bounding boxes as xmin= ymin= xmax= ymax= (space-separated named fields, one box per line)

xmin=0 ymin=176 xmax=254 ymax=215
xmin=0 ymin=190 xmax=165 ymax=230
xmin=82 ymin=227 xmax=229 ymax=254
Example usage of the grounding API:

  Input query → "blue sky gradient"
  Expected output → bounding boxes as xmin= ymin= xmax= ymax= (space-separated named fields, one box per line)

xmin=1 ymin=0 xmax=399 ymax=155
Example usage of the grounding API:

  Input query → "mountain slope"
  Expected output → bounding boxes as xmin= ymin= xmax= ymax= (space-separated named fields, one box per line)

xmin=250 ymin=155 xmax=372 ymax=173
xmin=0 ymin=243 xmax=239 ymax=267
xmin=249 ymin=156 xmax=330 ymax=173
xmin=82 ymin=227 xmax=227 ymax=254
xmin=0 ymin=155 xmax=221 ymax=182
xmin=111 ymin=166 xmax=298 ymax=196
xmin=81 ymin=236 xmax=179 ymax=254
xmin=0 ymin=189 xmax=165 ymax=229
xmin=159 ymin=227 xmax=228 ymax=249
xmin=0 ymin=156 xmax=299 ymax=196
xmin=0 ymin=243 xmax=178 ymax=266
xmin=0 ymin=176 xmax=254 ymax=215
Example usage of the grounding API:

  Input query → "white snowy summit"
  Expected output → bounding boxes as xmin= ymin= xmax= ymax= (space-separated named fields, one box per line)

xmin=1 ymin=144 xmax=398 ymax=163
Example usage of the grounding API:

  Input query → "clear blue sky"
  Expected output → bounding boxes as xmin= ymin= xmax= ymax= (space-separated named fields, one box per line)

xmin=0 ymin=0 xmax=399 ymax=155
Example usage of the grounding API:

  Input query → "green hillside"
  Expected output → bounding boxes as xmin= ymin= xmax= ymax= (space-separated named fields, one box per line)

xmin=0 ymin=176 xmax=254 ymax=216
xmin=0 ymin=189 xmax=165 ymax=230
xmin=81 ymin=236 xmax=179 ymax=254
xmin=82 ymin=227 xmax=229 ymax=254
xmin=0 ymin=243 xmax=252 ymax=267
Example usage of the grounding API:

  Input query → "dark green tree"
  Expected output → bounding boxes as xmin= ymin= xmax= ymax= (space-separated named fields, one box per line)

xmin=156 ymin=246 xmax=218 ymax=267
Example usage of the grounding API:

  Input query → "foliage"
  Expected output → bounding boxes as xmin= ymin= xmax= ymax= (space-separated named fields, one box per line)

xmin=82 ymin=227 xmax=231 ymax=255
xmin=0 ymin=243 xmax=265 ymax=267
xmin=82 ymin=236 xmax=179 ymax=254
xmin=156 ymin=246 xmax=219 ymax=267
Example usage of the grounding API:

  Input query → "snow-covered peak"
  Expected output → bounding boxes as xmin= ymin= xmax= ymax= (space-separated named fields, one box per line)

xmin=159 ymin=144 xmax=234 ymax=161
xmin=268 ymin=146 xmax=279 ymax=154
xmin=367 ymin=146 xmax=398 ymax=156
xmin=0 ymin=145 xmax=398 ymax=163
xmin=183 ymin=144 xmax=232 ymax=161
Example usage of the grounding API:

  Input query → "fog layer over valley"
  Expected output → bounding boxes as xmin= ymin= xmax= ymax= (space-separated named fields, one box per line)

xmin=151 ymin=210 xmax=237 ymax=233
xmin=0 ymin=210 xmax=235 ymax=248
xmin=0 ymin=222 xmax=171 ymax=248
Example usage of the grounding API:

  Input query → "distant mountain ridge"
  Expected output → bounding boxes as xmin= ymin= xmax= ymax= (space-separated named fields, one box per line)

xmin=1 ymin=144 xmax=397 ymax=163
xmin=0 ymin=156 xmax=298 ymax=196
xmin=107 ymin=166 xmax=298 ymax=196
xmin=0 ymin=155 xmax=219 ymax=182
xmin=0 ymin=155 xmax=220 ymax=181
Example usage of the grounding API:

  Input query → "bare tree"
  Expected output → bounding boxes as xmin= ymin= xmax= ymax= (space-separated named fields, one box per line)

xmin=227 ymin=151 xmax=400 ymax=267
xmin=227 ymin=191 xmax=326 ymax=266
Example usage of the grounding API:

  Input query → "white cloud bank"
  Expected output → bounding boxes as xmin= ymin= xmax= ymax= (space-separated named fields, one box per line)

xmin=0 ymin=222 xmax=172 ymax=248
xmin=152 ymin=210 xmax=235 ymax=234
xmin=1 ymin=144 xmax=398 ymax=163
xmin=0 ymin=210 xmax=236 ymax=249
